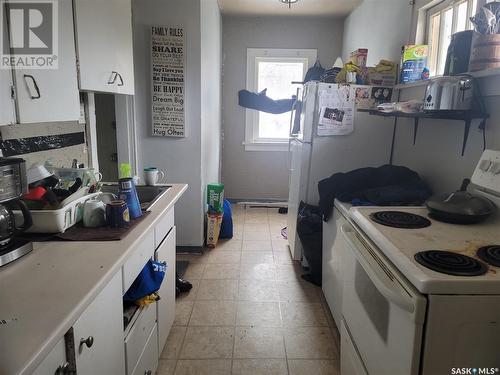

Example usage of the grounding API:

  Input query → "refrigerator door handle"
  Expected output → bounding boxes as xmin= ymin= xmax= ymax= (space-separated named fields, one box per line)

xmin=289 ymin=86 xmax=301 ymax=138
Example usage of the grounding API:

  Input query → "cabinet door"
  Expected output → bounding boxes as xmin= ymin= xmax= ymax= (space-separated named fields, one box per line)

xmin=10 ymin=0 xmax=80 ymax=123
xmin=155 ymin=226 xmax=176 ymax=353
xmin=73 ymin=0 xmax=134 ymax=94
xmin=33 ymin=338 xmax=68 ymax=375
xmin=0 ymin=8 xmax=15 ymax=126
xmin=73 ymin=271 xmax=125 ymax=375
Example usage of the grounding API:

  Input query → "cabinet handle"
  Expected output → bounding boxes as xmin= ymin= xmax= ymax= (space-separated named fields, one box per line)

xmin=56 ymin=362 xmax=70 ymax=374
xmin=107 ymin=71 xmax=118 ymax=85
xmin=144 ymin=370 xmax=152 ymax=375
xmin=116 ymin=72 xmax=124 ymax=87
xmin=23 ymin=74 xmax=41 ymax=99
xmin=79 ymin=336 xmax=94 ymax=349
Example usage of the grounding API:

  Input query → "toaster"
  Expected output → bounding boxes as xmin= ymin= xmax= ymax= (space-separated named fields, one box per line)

xmin=423 ymin=75 xmax=475 ymax=111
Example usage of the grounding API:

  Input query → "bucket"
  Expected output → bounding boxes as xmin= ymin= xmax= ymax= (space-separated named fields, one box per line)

xmin=469 ymin=33 xmax=500 ymax=72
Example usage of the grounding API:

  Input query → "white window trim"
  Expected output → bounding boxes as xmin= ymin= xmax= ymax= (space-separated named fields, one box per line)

xmin=424 ymin=0 xmax=478 ymax=76
xmin=244 ymin=48 xmax=317 ymax=152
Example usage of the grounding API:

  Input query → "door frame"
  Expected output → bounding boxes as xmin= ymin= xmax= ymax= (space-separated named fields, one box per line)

xmin=85 ymin=93 xmax=138 ymax=177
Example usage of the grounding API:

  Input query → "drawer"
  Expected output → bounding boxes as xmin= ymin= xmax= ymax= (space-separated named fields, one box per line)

xmin=123 ymin=230 xmax=155 ymax=293
xmin=125 ymin=303 xmax=157 ymax=375
xmin=132 ymin=323 xmax=158 ymax=375
xmin=154 ymin=208 xmax=174 ymax=249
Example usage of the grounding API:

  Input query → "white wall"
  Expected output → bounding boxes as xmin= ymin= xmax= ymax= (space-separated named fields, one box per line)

xmin=344 ymin=0 xmax=500 ymax=193
xmin=222 ymin=16 xmax=344 ymax=200
xmin=342 ymin=0 xmax=413 ymax=65
xmin=201 ymin=0 xmax=222 ymax=196
xmin=391 ymin=84 xmax=500 ymax=193
xmin=132 ymin=0 xmax=203 ymax=247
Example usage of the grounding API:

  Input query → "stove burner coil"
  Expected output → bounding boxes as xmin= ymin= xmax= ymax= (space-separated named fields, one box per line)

xmin=415 ymin=250 xmax=488 ymax=276
xmin=477 ymin=245 xmax=500 ymax=267
xmin=369 ymin=211 xmax=432 ymax=229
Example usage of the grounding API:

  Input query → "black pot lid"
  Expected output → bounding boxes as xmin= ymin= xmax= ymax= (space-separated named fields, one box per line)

xmin=426 ymin=191 xmax=496 ymax=216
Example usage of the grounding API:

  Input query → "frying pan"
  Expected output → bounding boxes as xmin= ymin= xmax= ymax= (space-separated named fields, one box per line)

xmin=425 ymin=179 xmax=497 ymax=224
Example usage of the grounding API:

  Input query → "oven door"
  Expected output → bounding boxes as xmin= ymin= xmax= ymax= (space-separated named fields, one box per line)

xmin=341 ymin=223 xmax=426 ymax=375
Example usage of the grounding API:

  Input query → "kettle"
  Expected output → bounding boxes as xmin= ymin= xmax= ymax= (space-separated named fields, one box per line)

xmin=0 ymin=200 xmax=33 ymax=246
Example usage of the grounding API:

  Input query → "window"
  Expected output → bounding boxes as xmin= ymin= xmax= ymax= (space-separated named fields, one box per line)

xmin=426 ymin=0 xmax=477 ymax=76
xmin=245 ymin=48 xmax=317 ymax=151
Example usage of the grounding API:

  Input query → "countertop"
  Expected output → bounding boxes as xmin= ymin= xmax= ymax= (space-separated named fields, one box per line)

xmin=0 ymin=184 xmax=188 ymax=375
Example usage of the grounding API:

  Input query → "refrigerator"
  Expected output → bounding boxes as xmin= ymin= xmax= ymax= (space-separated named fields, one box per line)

xmin=287 ymin=82 xmax=395 ymax=261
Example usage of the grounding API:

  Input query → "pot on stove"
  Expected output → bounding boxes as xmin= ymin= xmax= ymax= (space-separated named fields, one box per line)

xmin=426 ymin=179 xmax=496 ymax=224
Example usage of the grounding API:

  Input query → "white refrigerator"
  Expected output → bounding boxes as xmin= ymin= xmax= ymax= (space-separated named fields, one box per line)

xmin=287 ymin=82 xmax=395 ymax=261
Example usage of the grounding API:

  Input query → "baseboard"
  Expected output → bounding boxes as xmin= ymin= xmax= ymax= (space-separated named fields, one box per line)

xmin=176 ymin=246 xmax=204 ymax=254
xmin=228 ymin=198 xmax=288 ymax=208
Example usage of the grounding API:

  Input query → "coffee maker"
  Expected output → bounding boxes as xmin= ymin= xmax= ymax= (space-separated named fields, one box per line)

xmin=0 ymin=158 xmax=33 ymax=267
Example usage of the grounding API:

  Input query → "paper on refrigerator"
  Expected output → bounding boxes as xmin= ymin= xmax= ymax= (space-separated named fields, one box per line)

xmin=317 ymin=85 xmax=354 ymax=136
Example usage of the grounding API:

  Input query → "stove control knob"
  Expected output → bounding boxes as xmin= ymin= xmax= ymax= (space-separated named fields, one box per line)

xmin=489 ymin=162 xmax=500 ymax=175
xmin=479 ymin=159 xmax=492 ymax=171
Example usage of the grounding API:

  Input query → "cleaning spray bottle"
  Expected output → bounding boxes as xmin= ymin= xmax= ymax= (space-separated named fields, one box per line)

xmin=118 ymin=163 xmax=142 ymax=220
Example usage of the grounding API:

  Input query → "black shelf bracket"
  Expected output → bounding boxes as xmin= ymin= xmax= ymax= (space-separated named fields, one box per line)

xmin=413 ymin=118 xmax=419 ymax=145
xmin=462 ymin=120 xmax=472 ymax=157
xmin=358 ymin=109 xmax=489 ymax=157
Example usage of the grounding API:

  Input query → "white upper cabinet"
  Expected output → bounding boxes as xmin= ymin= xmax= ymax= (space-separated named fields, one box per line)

xmin=73 ymin=0 xmax=135 ymax=95
xmin=9 ymin=0 xmax=80 ymax=123
xmin=0 ymin=66 xmax=15 ymax=126
xmin=1 ymin=6 xmax=16 ymax=126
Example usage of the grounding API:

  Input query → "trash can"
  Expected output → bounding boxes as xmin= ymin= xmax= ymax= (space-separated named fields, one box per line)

xmin=297 ymin=201 xmax=322 ymax=286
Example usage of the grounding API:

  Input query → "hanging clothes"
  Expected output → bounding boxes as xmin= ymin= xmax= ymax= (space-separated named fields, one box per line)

xmin=238 ymin=88 xmax=296 ymax=114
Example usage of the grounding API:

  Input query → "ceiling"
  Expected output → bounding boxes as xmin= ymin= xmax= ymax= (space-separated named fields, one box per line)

xmin=218 ymin=0 xmax=362 ymax=17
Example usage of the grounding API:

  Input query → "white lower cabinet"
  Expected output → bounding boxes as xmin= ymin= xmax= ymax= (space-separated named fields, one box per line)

xmin=73 ymin=271 xmax=125 ymax=375
xmin=132 ymin=325 xmax=158 ymax=375
xmin=155 ymin=226 xmax=176 ymax=353
xmin=124 ymin=304 xmax=156 ymax=374
xmin=33 ymin=338 xmax=68 ymax=375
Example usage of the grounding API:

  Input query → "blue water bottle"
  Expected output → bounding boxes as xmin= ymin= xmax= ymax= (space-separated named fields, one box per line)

xmin=118 ymin=178 xmax=142 ymax=219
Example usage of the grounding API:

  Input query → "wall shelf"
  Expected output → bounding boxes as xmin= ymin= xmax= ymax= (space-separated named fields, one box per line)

xmin=358 ymin=109 xmax=489 ymax=156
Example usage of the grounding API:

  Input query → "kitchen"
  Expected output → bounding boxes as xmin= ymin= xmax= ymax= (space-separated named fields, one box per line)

xmin=1 ymin=0 xmax=500 ymax=374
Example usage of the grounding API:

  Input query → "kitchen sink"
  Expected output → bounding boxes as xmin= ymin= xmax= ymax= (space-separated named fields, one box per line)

xmin=100 ymin=183 xmax=170 ymax=211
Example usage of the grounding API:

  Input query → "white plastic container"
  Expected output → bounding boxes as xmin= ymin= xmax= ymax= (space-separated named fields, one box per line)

xmin=14 ymin=192 xmax=102 ymax=233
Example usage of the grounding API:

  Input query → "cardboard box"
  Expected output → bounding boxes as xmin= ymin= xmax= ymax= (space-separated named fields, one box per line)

xmin=400 ymin=45 xmax=429 ymax=84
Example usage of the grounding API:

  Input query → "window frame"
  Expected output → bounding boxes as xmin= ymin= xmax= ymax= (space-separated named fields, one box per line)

xmin=425 ymin=0 xmax=477 ymax=76
xmin=244 ymin=48 xmax=317 ymax=152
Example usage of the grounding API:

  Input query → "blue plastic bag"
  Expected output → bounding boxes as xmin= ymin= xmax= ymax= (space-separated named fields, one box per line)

xmin=123 ymin=259 xmax=167 ymax=302
xmin=219 ymin=199 xmax=233 ymax=239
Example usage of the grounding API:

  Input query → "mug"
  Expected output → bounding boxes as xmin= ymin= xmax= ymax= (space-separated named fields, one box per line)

xmin=144 ymin=168 xmax=165 ymax=186
xmin=83 ymin=200 xmax=106 ymax=228
xmin=106 ymin=200 xmax=130 ymax=228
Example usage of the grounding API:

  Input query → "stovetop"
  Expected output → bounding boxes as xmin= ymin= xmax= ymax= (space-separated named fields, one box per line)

xmin=350 ymin=206 xmax=500 ymax=295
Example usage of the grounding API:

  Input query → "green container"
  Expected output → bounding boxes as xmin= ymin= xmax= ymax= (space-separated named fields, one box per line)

xmin=207 ymin=183 xmax=224 ymax=213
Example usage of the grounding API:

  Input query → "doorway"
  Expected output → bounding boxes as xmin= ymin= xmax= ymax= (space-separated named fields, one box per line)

xmin=94 ymin=93 xmax=119 ymax=181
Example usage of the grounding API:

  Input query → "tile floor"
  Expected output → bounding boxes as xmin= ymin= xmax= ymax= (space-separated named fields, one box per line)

xmin=158 ymin=205 xmax=340 ymax=375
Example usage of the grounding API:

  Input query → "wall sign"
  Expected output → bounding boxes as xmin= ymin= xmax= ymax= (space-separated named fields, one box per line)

xmin=151 ymin=26 xmax=185 ymax=137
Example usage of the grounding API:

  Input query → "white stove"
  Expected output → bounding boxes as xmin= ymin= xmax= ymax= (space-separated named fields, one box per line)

xmin=350 ymin=206 xmax=500 ymax=294
xmin=338 ymin=150 xmax=500 ymax=375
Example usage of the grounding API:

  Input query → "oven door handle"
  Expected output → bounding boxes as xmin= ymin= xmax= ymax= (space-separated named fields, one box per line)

xmin=341 ymin=224 xmax=415 ymax=314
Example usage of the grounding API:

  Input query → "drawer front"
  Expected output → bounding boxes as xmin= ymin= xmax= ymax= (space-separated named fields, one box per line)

xmin=33 ymin=338 xmax=67 ymax=375
xmin=125 ymin=304 xmax=157 ymax=375
xmin=132 ymin=324 xmax=158 ymax=375
xmin=155 ymin=227 xmax=176 ymax=353
xmin=123 ymin=230 xmax=155 ymax=293
xmin=154 ymin=208 xmax=174 ymax=249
